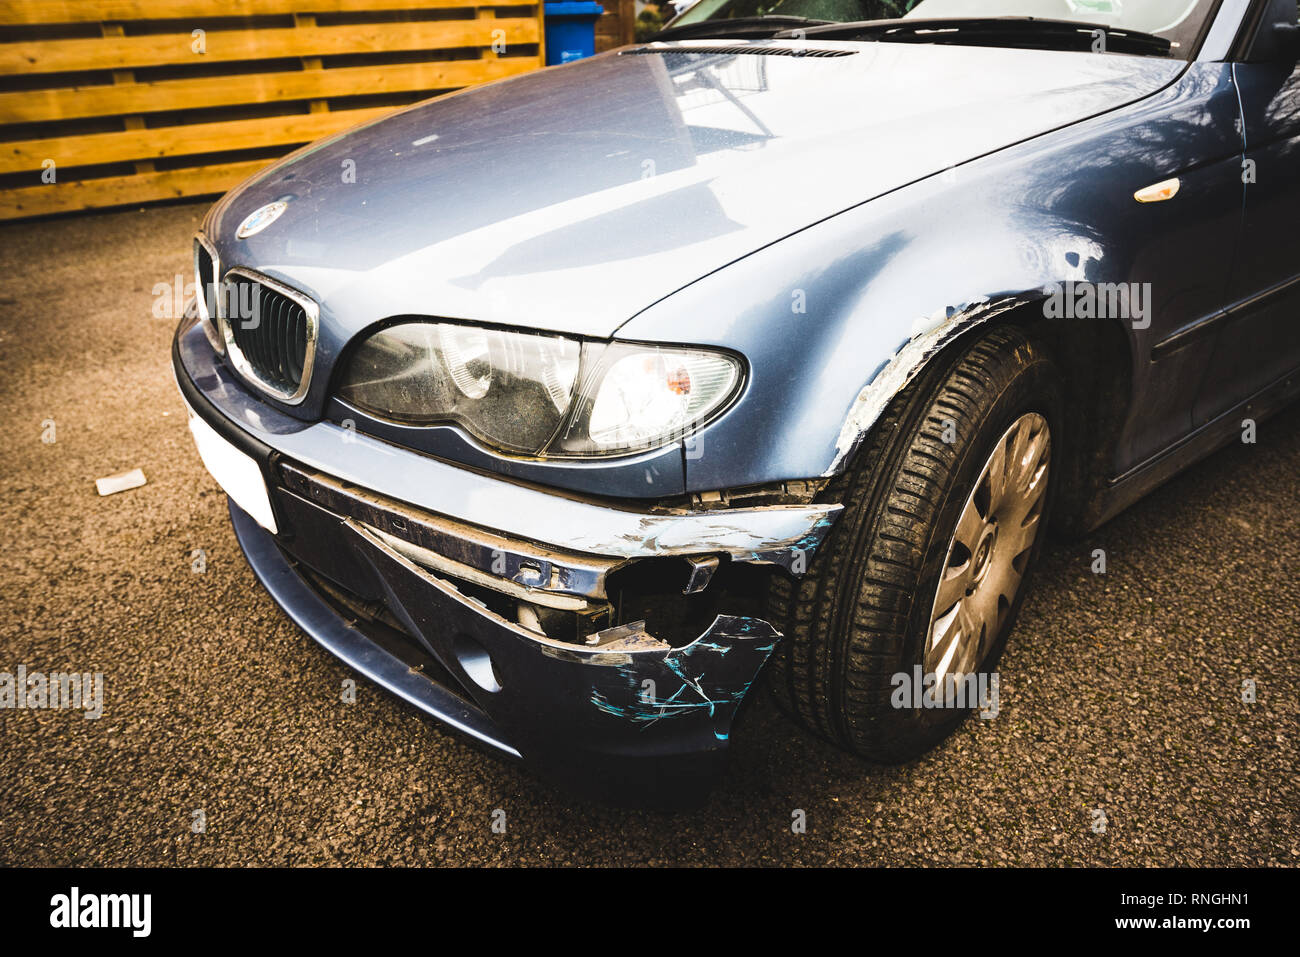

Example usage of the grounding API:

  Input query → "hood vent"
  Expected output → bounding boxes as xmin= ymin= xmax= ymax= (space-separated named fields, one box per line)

xmin=622 ymin=44 xmax=856 ymax=58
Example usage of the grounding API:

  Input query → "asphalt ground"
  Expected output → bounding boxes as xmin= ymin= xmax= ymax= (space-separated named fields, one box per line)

xmin=1 ymin=203 xmax=1296 ymax=866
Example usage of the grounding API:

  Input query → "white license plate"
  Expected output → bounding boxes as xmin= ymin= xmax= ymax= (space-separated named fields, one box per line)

xmin=185 ymin=404 xmax=278 ymax=534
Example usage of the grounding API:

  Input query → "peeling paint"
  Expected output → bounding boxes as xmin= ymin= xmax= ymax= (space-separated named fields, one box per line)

xmin=825 ymin=293 xmax=1037 ymax=476
xmin=568 ymin=507 xmax=843 ymax=570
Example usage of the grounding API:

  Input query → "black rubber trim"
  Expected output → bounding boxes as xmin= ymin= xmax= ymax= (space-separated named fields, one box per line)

xmin=1151 ymin=309 xmax=1229 ymax=359
xmin=1152 ymin=270 xmax=1300 ymax=359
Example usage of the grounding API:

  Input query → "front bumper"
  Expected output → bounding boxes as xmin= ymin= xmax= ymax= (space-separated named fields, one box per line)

xmin=174 ymin=313 xmax=841 ymax=801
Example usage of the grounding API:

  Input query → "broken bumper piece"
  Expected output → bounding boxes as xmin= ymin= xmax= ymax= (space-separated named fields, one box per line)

xmin=231 ymin=500 xmax=788 ymax=801
xmin=176 ymin=314 xmax=840 ymax=800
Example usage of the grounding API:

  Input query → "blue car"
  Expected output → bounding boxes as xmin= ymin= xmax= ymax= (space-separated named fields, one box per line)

xmin=174 ymin=0 xmax=1300 ymax=800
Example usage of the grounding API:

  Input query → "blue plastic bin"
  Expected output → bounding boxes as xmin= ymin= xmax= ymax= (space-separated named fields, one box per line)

xmin=543 ymin=2 xmax=605 ymax=65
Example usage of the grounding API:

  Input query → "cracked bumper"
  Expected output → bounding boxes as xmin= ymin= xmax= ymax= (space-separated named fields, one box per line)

xmin=230 ymin=500 xmax=782 ymax=800
xmin=174 ymin=313 xmax=840 ymax=800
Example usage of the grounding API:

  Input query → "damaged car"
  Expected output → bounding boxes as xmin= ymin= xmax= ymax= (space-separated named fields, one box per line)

xmin=174 ymin=0 xmax=1300 ymax=800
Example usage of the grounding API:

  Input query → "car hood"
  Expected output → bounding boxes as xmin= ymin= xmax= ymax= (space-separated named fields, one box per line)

xmin=211 ymin=40 xmax=1182 ymax=339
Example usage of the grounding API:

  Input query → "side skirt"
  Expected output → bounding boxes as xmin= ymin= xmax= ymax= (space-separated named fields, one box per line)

xmin=1089 ymin=368 xmax=1300 ymax=531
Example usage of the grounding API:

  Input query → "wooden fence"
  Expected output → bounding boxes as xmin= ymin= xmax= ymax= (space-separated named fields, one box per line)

xmin=0 ymin=0 xmax=547 ymax=219
xmin=595 ymin=0 xmax=633 ymax=53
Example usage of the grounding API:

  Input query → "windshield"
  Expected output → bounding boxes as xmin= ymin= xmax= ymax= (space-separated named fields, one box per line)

xmin=666 ymin=0 xmax=1220 ymax=58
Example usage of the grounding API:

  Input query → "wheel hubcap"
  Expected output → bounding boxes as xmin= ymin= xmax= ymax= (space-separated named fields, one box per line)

xmin=971 ymin=526 xmax=997 ymax=584
xmin=924 ymin=412 xmax=1051 ymax=684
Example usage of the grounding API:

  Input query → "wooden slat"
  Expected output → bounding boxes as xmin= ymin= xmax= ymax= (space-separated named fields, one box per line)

xmin=100 ymin=21 xmax=156 ymax=178
xmin=0 ymin=18 xmax=542 ymax=74
xmin=0 ymin=1 xmax=546 ymax=220
xmin=293 ymin=11 xmax=329 ymax=115
xmin=0 ymin=58 xmax=535 ymax=123
xmin=0 ymin=105 xmax=393 ymax=174
xmin=0 ymin=158 xmax=269 ymax=218
xmin=0 ymin=1 xmax=525 ymax=25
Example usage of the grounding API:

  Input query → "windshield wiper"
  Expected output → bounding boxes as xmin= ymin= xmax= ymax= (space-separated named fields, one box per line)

xmin=651 ymin=16 xmax=833 ymax=44
xmin=775 ymin=17 xmax=1173 ymax=56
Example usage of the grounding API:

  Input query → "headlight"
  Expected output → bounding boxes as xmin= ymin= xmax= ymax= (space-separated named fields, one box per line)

xmin=337 ymin=322 xmax=580 ymax=454
xmin=337 ymin=322 xmax=742 ymax=457
xmin=552 ymin=343 xmax=742 ymax=455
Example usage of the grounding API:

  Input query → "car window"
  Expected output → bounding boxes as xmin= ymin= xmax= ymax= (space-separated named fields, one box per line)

xmin=671 ymin=0 xmax=922 ymax=27
xmin=905 ymin=0 xmax=1214 ymax=54
xmin=908 ymin=0 xmax=1204 ymax=34
xmin=670 ymin=0 xmax=1222 ymax=58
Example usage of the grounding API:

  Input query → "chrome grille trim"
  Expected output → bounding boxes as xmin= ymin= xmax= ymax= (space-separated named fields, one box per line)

xmin=193 ymin=233 xmax=223 ymax=355
xmin=218 ymin=267 xmax=318 ymax=405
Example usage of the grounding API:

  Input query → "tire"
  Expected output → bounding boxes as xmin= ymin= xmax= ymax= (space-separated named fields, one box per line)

xmin=767 ymin=325 xmax=1062 ymax=762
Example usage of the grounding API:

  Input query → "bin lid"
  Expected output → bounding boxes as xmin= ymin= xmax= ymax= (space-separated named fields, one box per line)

xmin=544 ymin=2 xmax=605 ymax=17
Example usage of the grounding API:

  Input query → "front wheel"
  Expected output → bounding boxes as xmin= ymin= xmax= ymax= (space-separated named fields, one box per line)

xmin=767 ymin=325 xmax=1061 ymax=762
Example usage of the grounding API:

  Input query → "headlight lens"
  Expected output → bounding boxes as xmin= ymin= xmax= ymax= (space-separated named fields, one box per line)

xmin=338 ymin=322 xmax=580 ymax=454
xmin=337 ymin=323 xmax=742 ymax=457
xmin=554 ymin=344 xmax=742 ymax=455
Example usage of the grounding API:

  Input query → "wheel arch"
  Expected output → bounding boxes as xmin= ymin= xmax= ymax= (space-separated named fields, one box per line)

xmin=829 ymin=294 xmax=1135 ymax=538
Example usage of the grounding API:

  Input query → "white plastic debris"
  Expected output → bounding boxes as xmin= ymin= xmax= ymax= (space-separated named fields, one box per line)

xmin=95 ymin=468 xmax=147 ymax=496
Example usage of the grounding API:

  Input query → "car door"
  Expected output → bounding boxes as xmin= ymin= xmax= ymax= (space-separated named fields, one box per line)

xmin=1196 ymin=0 xmax=1300 ymax=423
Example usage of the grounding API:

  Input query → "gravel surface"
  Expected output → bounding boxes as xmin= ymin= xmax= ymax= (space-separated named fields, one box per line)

xmin=1 ymin=203 xmax=1296 ymax=866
